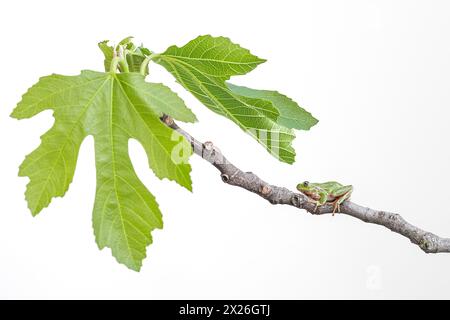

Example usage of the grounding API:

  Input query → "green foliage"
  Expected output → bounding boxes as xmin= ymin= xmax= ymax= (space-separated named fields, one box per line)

xmin=12 ymin=71 xmax=193 ymax=271
xmin=155 ymin=35 xmax=317 ymax=163
xmin=12 ymin=36 xmax=318 ymax=270
xmin=227 ymin=83 xmax=318 ymax=131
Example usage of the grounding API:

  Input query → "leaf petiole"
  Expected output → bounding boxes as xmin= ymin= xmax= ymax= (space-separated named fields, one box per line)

xmin=109 ymin=56 xmax=121 ymax=73
xmin=119 ymin=58 xmax=130 ymax=72
xmin=140 ymin=53 xmax=159 ymax=76
xmin=109 ymin=45 xmax=131 ymax=73
xmin=110 ymin=56 xmax=129 ymax=73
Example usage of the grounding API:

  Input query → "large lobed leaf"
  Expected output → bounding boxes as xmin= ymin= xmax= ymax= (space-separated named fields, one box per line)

xmin=12 ymin=70 xmax=194 ymax=271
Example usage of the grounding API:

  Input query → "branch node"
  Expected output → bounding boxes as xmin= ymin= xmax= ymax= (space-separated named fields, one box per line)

xmin=204 ymin=141 xmax=214 ymax=151
xmin=221 ymin=174 xmax=229 ymax=183
xmin=162 ymin=115 xmax=174 ymax=126
xmin=291 ymin=194 xmax=303 ymax=207
xmin=259 ymin=185 xmax=272 ymax=196
xmin=419 ymin=233 xmax=439 ymax=253
xmin=419 ymin=238 xmax=431 ymax=252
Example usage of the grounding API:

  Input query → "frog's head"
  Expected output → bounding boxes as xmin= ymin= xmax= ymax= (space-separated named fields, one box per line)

xmin=297 ymin=181 xmax=322 ymax=200
xmin=296 ymin=181 xmax=315 ymax=193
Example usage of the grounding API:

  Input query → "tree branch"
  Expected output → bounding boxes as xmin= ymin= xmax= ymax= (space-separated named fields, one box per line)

xmin=162 ymin=115 xmax=450 ymax=254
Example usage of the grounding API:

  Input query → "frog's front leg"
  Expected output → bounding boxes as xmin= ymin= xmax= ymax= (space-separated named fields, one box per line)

xmin=313 ymin=191 xmax=328 ymax=212
xmin=331 ymin=185 xmax=353 ymax=215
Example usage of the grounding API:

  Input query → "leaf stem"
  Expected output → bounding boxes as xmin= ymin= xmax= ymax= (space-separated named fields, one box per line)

xmin=110 ymin=56 xmax=129 ymax=73
xmin=119 ymin=58 xmax=130 ymax=73
xmin=140 ymin=53 xmax=159 ymax=76
xmin=110 ymin=57 xmax=121 ymax=73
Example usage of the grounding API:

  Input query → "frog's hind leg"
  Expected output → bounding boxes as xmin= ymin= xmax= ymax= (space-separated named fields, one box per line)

xmin=331 ymin=200 xmax=343 ymax=216
xmin=331 ymin=187 xmax=353 ymax=216
xmin=332 ymin=202 xmax=339 ymax=216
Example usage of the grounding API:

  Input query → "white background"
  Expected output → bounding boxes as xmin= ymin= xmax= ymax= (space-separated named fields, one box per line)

xmin=1 ymin=0 xmax=450 ymax=299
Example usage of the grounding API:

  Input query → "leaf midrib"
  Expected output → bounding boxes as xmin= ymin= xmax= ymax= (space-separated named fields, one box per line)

xmin=162 ymin=54 xmax=263 ymax=66
xmin=108 ymin=76 xmax=137 ymax=270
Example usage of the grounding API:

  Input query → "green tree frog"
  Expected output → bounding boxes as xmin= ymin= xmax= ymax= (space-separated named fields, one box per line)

xmin=296 ymin=181 xmax=353 ymax=214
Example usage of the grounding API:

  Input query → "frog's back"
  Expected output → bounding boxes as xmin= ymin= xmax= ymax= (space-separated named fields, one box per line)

xmin=318 ymin=181 xmax=342 ymax=188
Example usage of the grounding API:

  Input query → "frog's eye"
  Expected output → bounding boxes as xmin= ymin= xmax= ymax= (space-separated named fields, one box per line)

xmin=303 ymin=181 xmax=309 ymax=187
